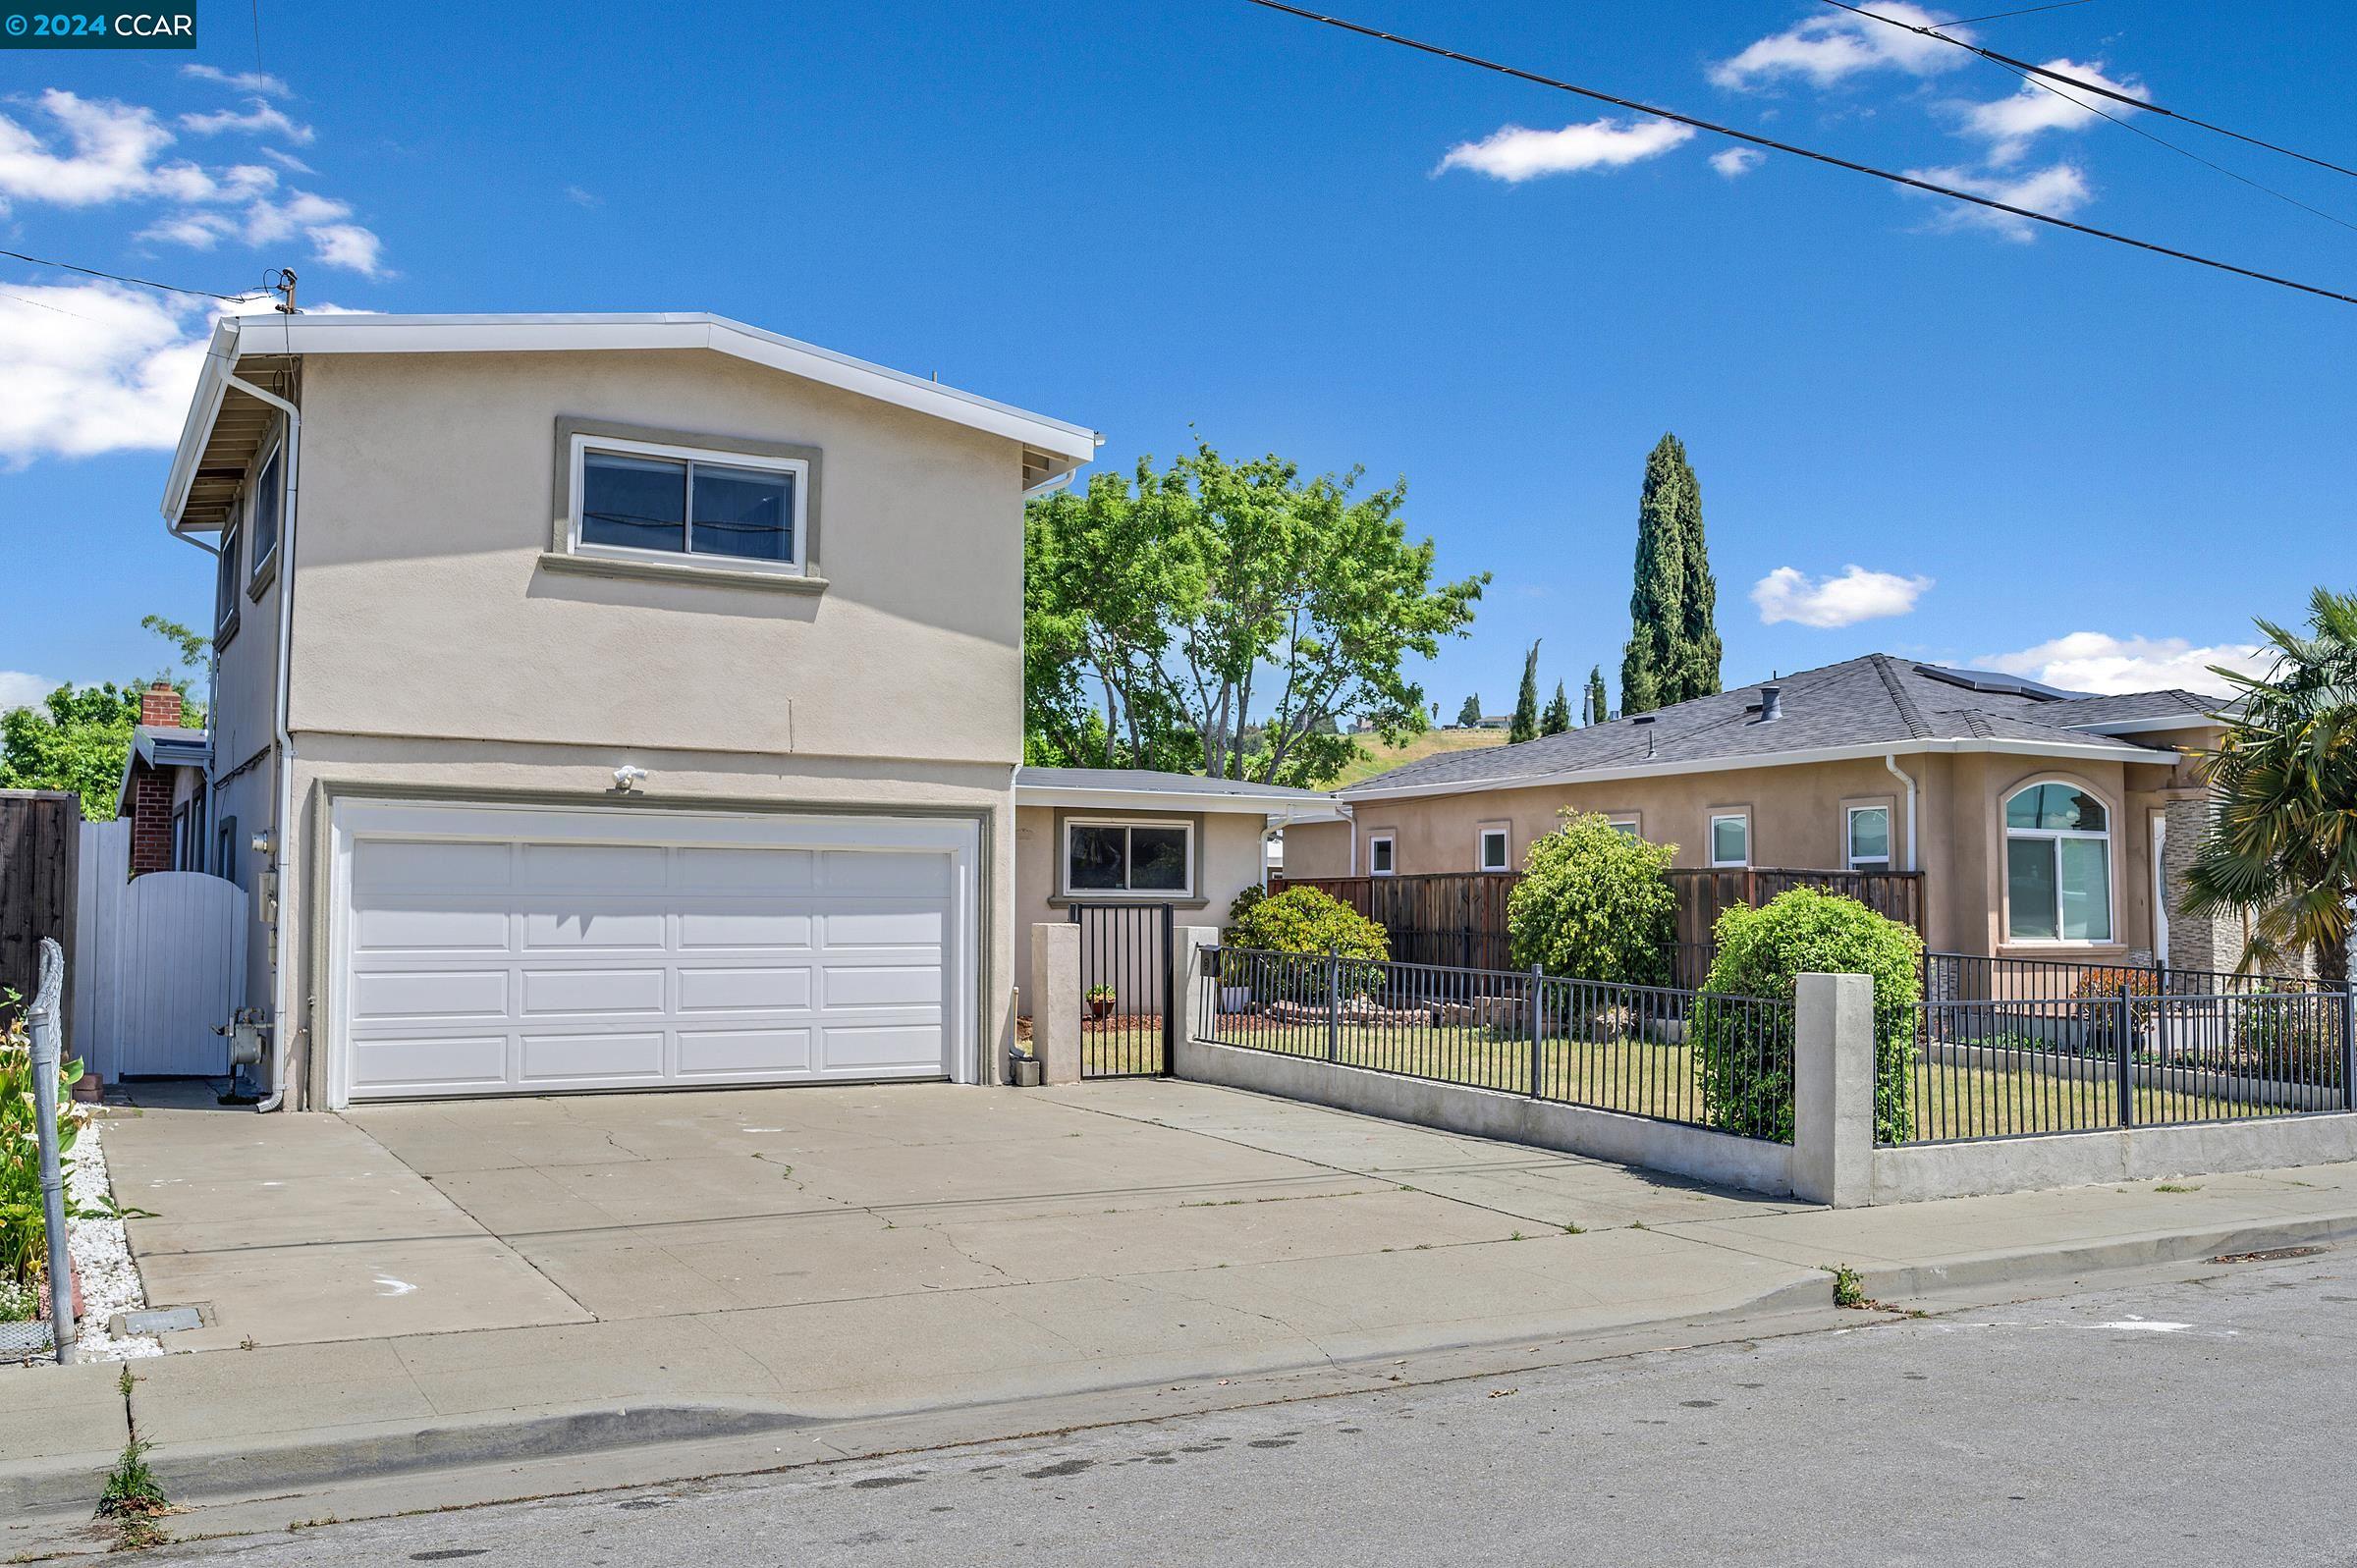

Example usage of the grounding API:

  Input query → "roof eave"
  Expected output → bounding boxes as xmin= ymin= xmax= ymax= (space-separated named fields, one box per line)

xmin=160 ymin=317 xmax=243 ymax=524
xmin=1337 ymin=734 xmax=2173 ymax=804
xmin=1015 ymin=783 xmax=1349 ymax=822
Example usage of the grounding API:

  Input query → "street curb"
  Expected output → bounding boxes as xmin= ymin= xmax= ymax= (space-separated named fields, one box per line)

xmin=1852 ymin=1210 xmax=2357 ymax=1302
xmin=5 ymin=1402 xmax=814 ymax=1520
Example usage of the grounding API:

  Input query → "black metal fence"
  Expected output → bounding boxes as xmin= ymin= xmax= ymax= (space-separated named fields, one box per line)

xmin=1195 ymin=946 xmax=1796 ymax=1142
xmin=1071 ymin=901 xmax=1174 ymax=1078
xmin=1926 ymin=950 xmax=2312 ymax=1005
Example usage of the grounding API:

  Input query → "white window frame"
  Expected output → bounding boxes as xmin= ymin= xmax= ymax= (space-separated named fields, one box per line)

xmin=1708 ymin=811 xmax=1750 ymax=869
xmin=2001 ymin=778 xmax=2116 ymax=946
xmin=567 ymin=433 xmax=810 ymax=577
xmin=247 ymin=434 xmax=285 ymax=585
xmin=1061 ymin=815 xmax=1196 ymax=899
xmin=213 ymin=510 xmax=243 ymax=636
xmin=1366 ymin=833 xmax=1397 ymax=878
xmin=1477 ymin=825 xmax=1510 ymax=874
xmin=1606 ymin=817 xmax=1641 ymax=838
xmin=1845 ymin=804 xmax=1892 ymax=871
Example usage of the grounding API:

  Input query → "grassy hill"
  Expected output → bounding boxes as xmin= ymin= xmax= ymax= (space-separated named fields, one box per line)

xmin=1327 ymin=729 xmax=1510 ymax=789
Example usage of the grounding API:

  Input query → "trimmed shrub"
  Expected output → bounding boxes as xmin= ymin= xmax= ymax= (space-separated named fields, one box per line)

xmin=1695 ymin=889 xmax=1922 ymax=1145
xmin=1506 ymin=811 xmax=1677 ymax=986
xmin=2228 ymin=983 xmax=2342 ymax=1087
xmin=1226 ymin=886 xmax=1388 ymax=960
xmin=1224 ymin=884 xmax=1269 ymax=928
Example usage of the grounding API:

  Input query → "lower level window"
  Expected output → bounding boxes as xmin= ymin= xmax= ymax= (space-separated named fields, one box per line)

xmin=1478 ymin=827 xmax=1509 ymax=873
xmin=576 ymin=438 xmax=805 ymax=570
xmin=2004 ymin=783 xmax=2111 ymax=942
xmin=1066 ymin=820 xmax=1191 ymax=895
xmin=1367 ymin=835 xmax=1396 ymax=875
xmin=1847 ymin=805 xmax=1891 ymax=869
xmin=1710 ymin=813 xmax=1749 ymax=867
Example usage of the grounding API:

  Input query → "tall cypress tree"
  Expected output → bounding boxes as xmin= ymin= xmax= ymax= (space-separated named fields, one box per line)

xmin=1509 ymin=639 xmax=1542 ymax=743
xmin=1670 ymin=436 xmax=1723 ymax=700
xmin=1586 ymin=665 xmax=1609 ymax=726
xmin=1541 ymin=679 xmax=1571 ymax=736
xmin=1619 ymin=435 xmax=1688 ymax=714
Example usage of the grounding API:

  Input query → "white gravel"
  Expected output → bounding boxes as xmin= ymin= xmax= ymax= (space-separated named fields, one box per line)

xmin=63 ymin=1112 xmax=161 ymax=1362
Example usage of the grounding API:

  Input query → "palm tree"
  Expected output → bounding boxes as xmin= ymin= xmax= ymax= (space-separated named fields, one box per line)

xmin=2182 ymin=588 xmax=2357 ymax=983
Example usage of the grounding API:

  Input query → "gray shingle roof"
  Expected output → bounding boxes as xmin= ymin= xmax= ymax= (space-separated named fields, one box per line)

xmin=1340 ymin=654 xmax=2201 ymax=798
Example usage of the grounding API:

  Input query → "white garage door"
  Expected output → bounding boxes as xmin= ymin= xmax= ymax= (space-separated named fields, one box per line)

xmin=330 ymin=801 xmax=977 ymax=1105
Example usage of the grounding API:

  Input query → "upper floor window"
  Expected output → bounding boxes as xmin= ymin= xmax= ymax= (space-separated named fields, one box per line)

xmin=572 ymin=435 xmax=807 ymax=574
xmin=247 ymin=442 xmax=284 ymax=581
xmin=1846 ymin=805 xmax=1891 ymax=870
xmin=214 ymin=514 xmax=243 ymax=637
xmin=2004 ymin=782 xmax=2111 ymax=943
xmin=1065 ymin=818 xmax=1192 ymax=897
xmin=1709 ymin=812 xmax=1749 ymax=868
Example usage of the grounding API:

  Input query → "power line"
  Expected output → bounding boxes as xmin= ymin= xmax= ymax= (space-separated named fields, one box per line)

xmin=1820 ymin=0 xmax=2357 ymax=182
xmin=1816 ymin=0 xmax=2357 ymax=235
xmin=0 ymin=246 xmax=247 ymax=301
xmin=1941 ymin=0 xmax=2095 ymax=26
xmin=1242 ymin=0 xmax=2357 ymax=307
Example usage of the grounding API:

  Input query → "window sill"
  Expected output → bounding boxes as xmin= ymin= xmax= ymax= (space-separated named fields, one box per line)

xmin=537 ymin=551 xmax=828 ymax=595
xmin=1048 ymin=892 xmax=1209 ymax=910
xmin=214 ymin=608 xmax=241 ymax=651
xmin=247 ymin=549 xmax=278 ymax=601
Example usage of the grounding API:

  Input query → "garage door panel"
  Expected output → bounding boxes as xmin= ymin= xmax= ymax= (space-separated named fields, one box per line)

xmin=824 ymin=963 xmax=944 ymax=1010
xmin=340 ymin=808 xmax=968 ymax=1102
xmin=519 ymin=1031 xmax=667 ymax=1085
xmin=677 ymin=966 xmax=812 ymax=1013
xmin=676 ymin=909 xmax=813 ymax=950
xmin=677 ymin=1027 xmax=814 ymax=1077
xmin=521 ymin=966 xmax=668 ymax=1017
xmin=352 ymin=968 xmax=511 ymax=1022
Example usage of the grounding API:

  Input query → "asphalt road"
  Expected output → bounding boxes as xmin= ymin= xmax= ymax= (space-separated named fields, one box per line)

xmin=148 ymin=1256 xmax=2357 ymax=1568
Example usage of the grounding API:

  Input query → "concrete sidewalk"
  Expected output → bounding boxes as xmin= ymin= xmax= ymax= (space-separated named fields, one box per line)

xmin=9 ymin=1079 xmax=2357 ymax=1549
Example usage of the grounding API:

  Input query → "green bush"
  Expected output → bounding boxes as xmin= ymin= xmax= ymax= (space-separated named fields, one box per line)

xmin=1 ymin=992 xmax=87 ymax=1290
xmin=1506 ymin=812 xmax=1677 ymax=986
xmin=1695 ymin=889 xmax=1922 ymax=1144
xmin=1224 ymin=883 xmax=1269 ymax=928
xmin=1226 ymin=886 xmax=1388 ymax=960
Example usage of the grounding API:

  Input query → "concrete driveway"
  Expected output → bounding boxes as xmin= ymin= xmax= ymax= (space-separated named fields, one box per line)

xmin=94 ymin=1080 xmax=1822 ymax=1425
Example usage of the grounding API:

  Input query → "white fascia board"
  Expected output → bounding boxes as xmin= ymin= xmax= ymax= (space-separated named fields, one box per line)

xmin=1016 ymin=784 xmax=1344 ymax=820
xmin=160 ymin=317 xmax=243 ymax=523
xmin=1337 ymin=735 xmax=2168 ymax=804
xmin=206 ymin=312 xmax=1102 ymax=464
xmin=2063 ymin=714 xmax=2214 ymax=737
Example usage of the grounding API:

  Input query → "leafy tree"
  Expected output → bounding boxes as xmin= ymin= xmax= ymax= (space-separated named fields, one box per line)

xmin=1025 ymin=445 xmax=1487 ymax=786
xmin=1586 ymin=665 xmax=1610 ymax=727
xmin=1508 ymin=639 xmax=1542 ymax=744
xmin=1618 ymin=434 xmax=1720 ymax=713
xmin=2184 ymin=588 xmax=2357 ymax=983
xmin=1541 ymin=679 xmax=1571 ymax=736
xmin=1455 ymin=693 xmax=1483 ymax=728
xmin=0 ymin=617 xmax=209 ymax=820
xmin=1697 ymin=890 xmax=1922 ymax=1144
xmin=1507 ymin=812 xmax=1677 ymax=987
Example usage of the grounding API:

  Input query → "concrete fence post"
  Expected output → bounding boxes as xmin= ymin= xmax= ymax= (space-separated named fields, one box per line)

xmin=1791 ymin=971 xmax=1876 ymax=1208
xmin=1028 ymin=922 xmax=1081 ymax=1086
xmin=1175 ymin=926 xmax=1220 ymax=1072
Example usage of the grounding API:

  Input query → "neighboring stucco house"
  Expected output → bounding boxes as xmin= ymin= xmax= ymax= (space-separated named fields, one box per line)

xmin=159 ymin=310 xmax=1124 ymax=1108
xmin=1283 ymin=655 xmax=2236 ymax=971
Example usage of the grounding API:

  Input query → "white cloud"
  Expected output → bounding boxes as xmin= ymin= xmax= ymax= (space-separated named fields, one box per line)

xmin=1710 ymin=147 xmax=1765 ymax=179
xmin=1438 ymin=117 xmax=1695 ymax=183
xmin=1711 ymin=3 xmax=1969 ymax=89
xmin=181 ymin=64 xmax=292 ymax=98
xmin=1753 ymin=565 xmax=1933 ymax=628
xmin=0 ymin=281 xmax=228 ymax=463
xmin=259 ymin=147 xmax=314 ymax=174
xmin=306 ymin=222 xmax=384 ymax=275
xmin=180 ymin=98 xmax=316 ymax=146
xmin=1956 ymin=59 xmax=2147 ymax=164
xmin=0 ymin=671 xmax=60 ymax=714
xmin=1980 ymin=632 xmax=2269 ymax=696
xmin=1905 ymin=160 xmax=2090 ymax=240
xmin=563 ymin=184 xmax=600 ymax=207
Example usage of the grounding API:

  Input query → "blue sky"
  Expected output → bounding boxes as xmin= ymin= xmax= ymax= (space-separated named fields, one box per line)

xmin=3 ymin=0 xmax=2353 ymax=720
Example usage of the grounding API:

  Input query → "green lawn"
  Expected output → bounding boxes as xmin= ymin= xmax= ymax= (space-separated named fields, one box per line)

xmin=1202 ymin=1014 xmax=2264 ymax=1142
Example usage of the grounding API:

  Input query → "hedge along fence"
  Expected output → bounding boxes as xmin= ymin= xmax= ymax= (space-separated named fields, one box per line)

xmin=1694 ymin=888 xmax=1924 ymax=1145
xmin=1505 ymin=812 xmax=1679 ymax=989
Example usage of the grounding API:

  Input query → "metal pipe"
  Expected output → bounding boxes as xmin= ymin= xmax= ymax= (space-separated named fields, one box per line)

xmin=27 ymin=938 xmax=74 ymax=1364
xmin=1883 ymin=752 xmax=1918 ymax=872
xmin=227 ymin=372 xmax=301 ymax=1112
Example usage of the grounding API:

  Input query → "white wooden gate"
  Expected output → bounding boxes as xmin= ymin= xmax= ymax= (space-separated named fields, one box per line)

xmin=73 ymin=821 xmax=248 ymax=1079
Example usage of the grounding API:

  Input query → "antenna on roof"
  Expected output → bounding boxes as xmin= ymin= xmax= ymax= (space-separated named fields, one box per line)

xmin=266 ymin=267 xmax=299 ymax=314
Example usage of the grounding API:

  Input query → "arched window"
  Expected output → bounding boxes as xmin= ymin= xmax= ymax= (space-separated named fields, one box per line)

xmin=2003 ymin=782 xmax=2111 ymax=942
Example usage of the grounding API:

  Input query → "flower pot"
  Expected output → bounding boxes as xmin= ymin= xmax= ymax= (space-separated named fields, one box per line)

xmin=1088 ymin=997 xmax=1116 ymax=1021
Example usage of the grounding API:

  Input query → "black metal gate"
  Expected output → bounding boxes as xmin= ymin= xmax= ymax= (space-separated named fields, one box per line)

xmin=1069 ymin=901 xmax=1174 ymax=1078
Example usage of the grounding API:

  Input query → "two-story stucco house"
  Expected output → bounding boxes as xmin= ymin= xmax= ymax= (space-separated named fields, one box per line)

xmin=160 ymin=311 xmax=1093 ymax=1108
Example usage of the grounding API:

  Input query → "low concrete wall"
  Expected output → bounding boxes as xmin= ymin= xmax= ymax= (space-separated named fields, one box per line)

xmin=1173 ymin=1034 xmax=1794 ymax=1197
xmin=1871 ymin=1110 xmax=2357 ymax=1204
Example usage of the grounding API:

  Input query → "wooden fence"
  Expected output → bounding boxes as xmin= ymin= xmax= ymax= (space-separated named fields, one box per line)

xmin=1272 ymin=866 xmax=1926 ymax=987
xmin=0 ymin=790 xmax=82 ymax=1031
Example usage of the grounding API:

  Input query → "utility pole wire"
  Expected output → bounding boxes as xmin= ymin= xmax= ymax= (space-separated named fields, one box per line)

xmin=1242 ymin=0 xmax=2357 ymax=307
xmin=1940 ymin=1 xmax=2096 ymax=26
xmin=1819 ymin=0 xmax=2357 ymax=182
xmin=0 ymin=246 xmax=247 ymax=301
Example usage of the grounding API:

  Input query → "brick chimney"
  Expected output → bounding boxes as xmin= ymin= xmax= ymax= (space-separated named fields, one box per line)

xmin=139 ymin=682 xmax=183 ymax=730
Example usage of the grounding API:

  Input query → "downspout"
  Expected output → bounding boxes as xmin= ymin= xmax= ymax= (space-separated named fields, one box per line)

xmin=227 ymin=373 xmax=301 ymax=1112
xmin=1883 ymin=753 xmax=1918 ymax=872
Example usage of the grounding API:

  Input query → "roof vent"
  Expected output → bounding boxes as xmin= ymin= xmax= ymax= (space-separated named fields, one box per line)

xmin=1631 ymin=713 xmax=1656 ymax=757
xmin=1759 ymin=683 xmax=1782 ymax=724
